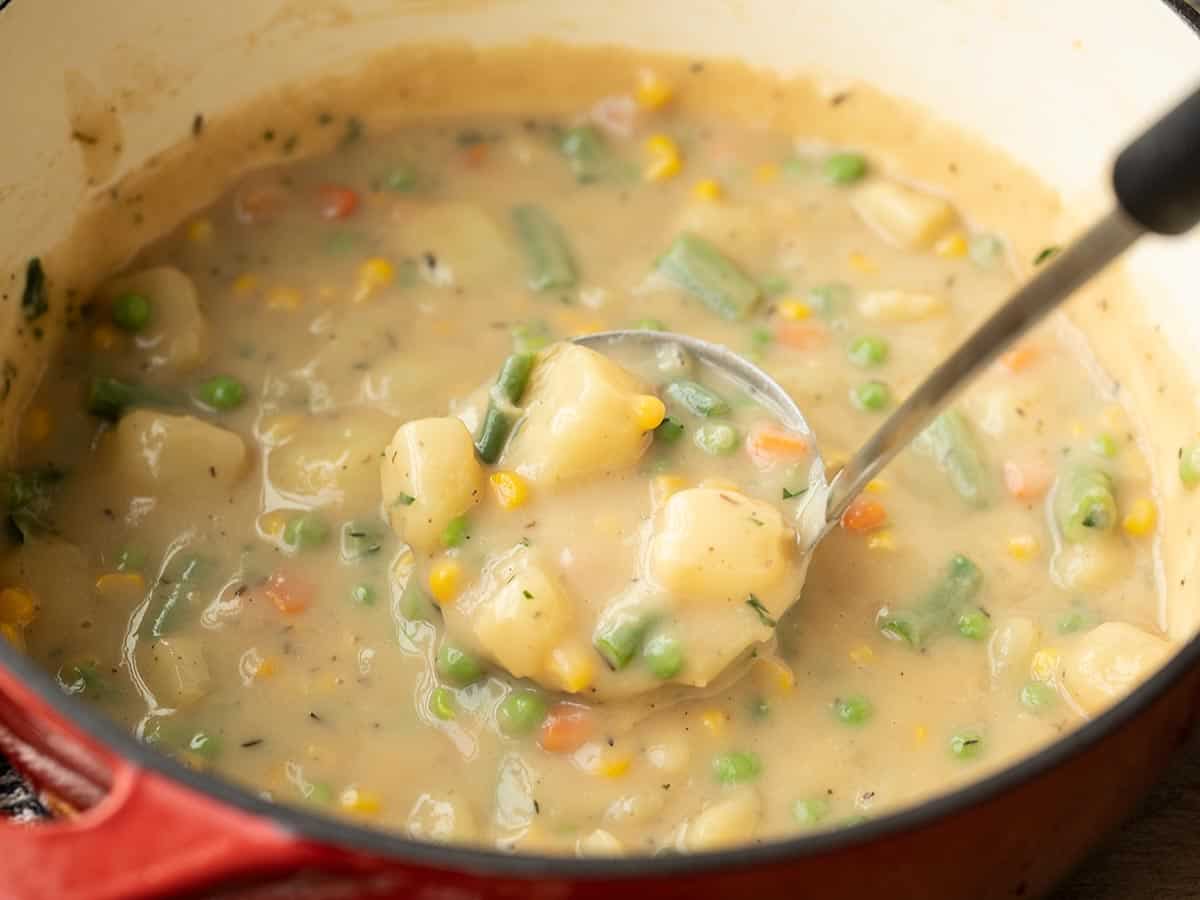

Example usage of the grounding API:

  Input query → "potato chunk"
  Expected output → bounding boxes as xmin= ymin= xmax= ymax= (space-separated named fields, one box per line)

xmin=381 ymin=417 xmax=484 ymax=555
xmin=851 ymin=179 xmax=956 ymax=249
xmin=1061 ymin=622 xmax=1171 ymax=716
xmin=649 ymin=488 xmax=792 ymax=602
xmin=392 ymin=202 xmax=519 ymax=288
xmin=407 ymin=793 xmax=478 ymax=844
xmin=858 ymin=289 xmax=946 ymax=323
xmin=503 ymin=344 xmax=654 ymax=487
xmin=684 ymin=787 xmax=761 ymax=850
xmin=270 ymin=411 xmax=396 ymax=515
xmin=99 ymin=267 xmax=209 ymax=371
xmin=471 ymin=548 xmax=572 ymax=679
xmin=113 ymin=411 xmax=247 ymax=497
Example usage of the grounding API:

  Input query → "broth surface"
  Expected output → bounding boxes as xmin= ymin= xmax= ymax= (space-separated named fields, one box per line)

xmin=2 ymin=48 xmax=1177 ymax=854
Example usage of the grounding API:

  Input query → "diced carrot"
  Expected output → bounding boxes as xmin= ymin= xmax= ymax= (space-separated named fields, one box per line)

xmin=537 ymin=703 xmax=594 ymax=754
xmin=1003 ymin=459 xmax=1052 ymax=501
xmin=998 ymin=345 xmax=1037 ymax=373
xmin=462 ymin=143 xmax=489 ymax=168
xmin=263 ymin=571 xmax=312 ymax=615
xmin=317 ymin=184 xmax=360 ymax=220
xmin=841 ymin=496 xmax=888 ymax=533
xmin=234 ymin=182 xmax=288 ymax=225
xmin=747 ymin=423 xmax=809 ymax=467
xmin=774 ymin=319 xmax=828 ymax=351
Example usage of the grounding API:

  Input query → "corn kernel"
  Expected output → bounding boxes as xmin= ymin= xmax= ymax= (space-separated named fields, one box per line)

xmin=339 ymin=786 xmax=381 ymax=816
xmin=255 ymin=656 xmax=280 ymax=679
xmin=848 ymin=251 xmax=878 ymax=273
xmin=232 ymin=273 xmax=260 ymax=296
xmin=866 ymin=529 xmax=896 ymax=551
xmin=429 ymin=559 xmax=463 ymax=605
xmin=187 ymin=219 xmax=214 ymax=243
xmin=934 ymin=232 xmax=968 ymax=258
xmin=0 ymin=588 xmax=36 ymax=627
xmin=594 ymin=752 xmax=632 ymax=778
xmin=700 ymin=709 xmax=728 ymax=737
xmin=691 ymin=178 xmax=722 ymax=202
xmin=91 ymin=324 xmax=121 ymax=352
xmin=644 ymin=135 xmax=682 ymax=183
xmin=1122 ymin=498 xmax=1157 ymax=537
xmin=0 ymin=623 xmax=26 ymax=653
xmin=489 ymin=471 xmax=530 ymax=510
xmin=23 ymin=407 xmax=52 ymax=444
xmin=753 ymin=656 xmax=795 ymax=693
xmin=864 ymin=479 xmax=889 ymax=494
xmin=545 ymin=643 xmax=595 ymax=694
xmin=645 ymin=134 xmax=677 ymax=157
xmin=632 ymin=394 xmax=667 ymax=431
xmin=635 ymin=70 xmax=674 ymax=110
xmin=1007 ymin=534 xmax=1040 ymax=561
xmin=914 ymin=724 xmax=929 ymax=745
xmin=777 ymin=300 xmax=812 ymax=321
xmin=651 ymin=475 xmax=686 ymax=506
xmin=753 ymin=163 xmax=779 ymax=183
xmin=354 ymin=257 xmax=396 ymax=303
xmin=1030 ymin=648 xmax=1061 ymax=684
xmin=848 ymin=644 xmax=875 ymax=667
xmin=258 ymin=510 xmax=290 ymax=540
xmin=95 ymin=572 xmax=145 ymax=597
xmin=266 ymin=286 xmax=302 ymax=311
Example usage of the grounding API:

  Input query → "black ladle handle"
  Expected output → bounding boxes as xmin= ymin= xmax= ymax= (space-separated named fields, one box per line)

xmin=1114 ymin=84 xmax=1200 ymax=236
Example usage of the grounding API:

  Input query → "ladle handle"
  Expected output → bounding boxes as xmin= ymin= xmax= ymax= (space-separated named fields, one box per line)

xmin=1114 ymin=84 xmax=1200 ymax=236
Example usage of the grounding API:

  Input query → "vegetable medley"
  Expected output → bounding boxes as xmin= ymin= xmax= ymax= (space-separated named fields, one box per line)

xmin=2 ymin=56 xmax=1178 ymax=855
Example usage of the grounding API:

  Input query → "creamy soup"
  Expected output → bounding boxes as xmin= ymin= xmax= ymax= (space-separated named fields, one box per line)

xmin=1 ymin=48 xmax=1184 ymax=855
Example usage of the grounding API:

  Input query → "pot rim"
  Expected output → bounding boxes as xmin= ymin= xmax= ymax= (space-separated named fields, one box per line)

xmin=2 ymin=0 xmax=1198 ymax=878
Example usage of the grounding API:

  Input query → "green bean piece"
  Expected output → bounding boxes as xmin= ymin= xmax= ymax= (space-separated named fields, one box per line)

xmin=877 ymin=553 xmax=983 ymax=649
xmin=949 ymin=729 xmax=985 ymax=760
xmin=497 ymin=690 xmax=547 ymax=736
xmin=112 ymin=292 xmax=153 ymax=332
xmin=1180 ymin=442 xmax=1200 ymax=488
xmin=495 ymin=352 xmax=536 ymax=405
xmin=1020 ymin=681 xmax=1057 ymax=712
xmin=593 ymin=611 xmax=653 ymax=670
xmin=712 ymin=751 xmax=762 ymax=784
xmin=4 ymin=466 xmax=64 ymax=539
xmin=430 ymin=687 xmax=457 ymax=721
xmin=197 ymin=375 xmax=247 ymax=411
xmin=437 ymin=644 xmax=486 ymax=687
xmin=693 ymin=423 xmax=740 ymax=456
xmin=914 ymin=409 xmax=993 ymax=508
xmin=956 ymin=607 xmax=990 ymax=641
xmin=511 ymin=320 xmax=553 ymax=354
xmin=340 ymin=521 xmax=384 ymax=562
xmin=474 ymin=406 xmax=513 ymax=465
xmin=822 ymin=153 xmax=868 ymax=185
xmin=284 ymin=513 xmax=330 ymax=551
xmin=792 ymin=797 xmax=831 ymax=827
xmin=653 ymin=417 xmax=685 ymax=445
xmin=656 ymin=232 xmax=762 ymax=321
xmin=441 ymin=515 xmax=469 ymax=549
xmin=146 ymin=556 xmax=208 ymax=638
xmin=559 ymin=125 xmax=614 ymax=183
xmin=1053 ymin=465 xmax=1118 ymax=541
xmin=832 ymin=695 xmax=872 ymax=726
xmin=474 ymin=352 xmax=536 ymax=464
xmin=850 ymin=380 xmax=891 ymax=412
xmin=848 ymin=335 xmax=889 ymax=368
xmin=642 ymin=632 xmax=684 ymax=679
xmin=86 ymin=376 xmax=180 ymax=421
xmin=350 ymin=583 xmax=376 ymax=606
xmin=665 ymin=380 xmax=729 ymax=418
xmin=512 ymin=205 xmax=577 ymax=292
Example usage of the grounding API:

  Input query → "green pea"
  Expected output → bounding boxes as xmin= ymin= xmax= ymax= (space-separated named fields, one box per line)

xmin=1019 ymin=681 xmax=1057 ymax=712
xmin=350 ymin=583 xmax=375 ymax=606
xmin=430 ymin=686 xmax=457 ymax=721
xmin=112 ymin=292 xmax=152 ymax=332
xmin=1057 ymin=608 xmax=1095 ymax=635
xmin=197 ymin=375 xmax=246 ymax=411
xmin=693 ymin=422 xmax=740 ymax=455
xmin=807 ymin=282 xmax=851 ymax=317
xmin=437 ymin=644 xmax=485 ymax=687
xmin=1180 ymin=442 xmax=1200 ymax=488
xmin=384 ymin=164 xmax=419 ymax=192
xmin=956 ymin=608 xmax=990 ymax=641
xmin=441 ymin=515 xmax=469 ymax=548
xmin=792 ymin=797 xmax=830 ymax=827
xmin=1091 ymin=433 xmax=1118 ymax=458
xmin=642 ymin=632 xmax=683 ymax=680
xmin=848 ymin=335 xmax=889 ymax=368
xmin=949 ymin=729 xmax=984 ymax=760
xmin=301 ymin=781 xmax=334 ymax=805
xmin=283 ymin=512 xmax=330 ymax=551
xmin=187 ymin=730 xmax=221 ymax=759
xmin=823 ymin=153 xmax=868 ymax=185
xmin=654 ymin=417 xmax=685 ymax=445
xmin=633 ymin=317 xmax=667 ymax=331
xmin=851 ymin=380 xmax=891 ymax=412
xmin=497 ymin=690 xmax=547 ymax=736
xmin=712 ymin=751 xmax=762 ymax=784
xmin=116 ymin=545 xmax=146 ymax=572
xmin=832 ymin=695 xmax=872 ymax=726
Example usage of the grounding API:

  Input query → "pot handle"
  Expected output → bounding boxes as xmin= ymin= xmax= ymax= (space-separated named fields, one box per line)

xmin=0 ymin=660 xmax=328 ymax=900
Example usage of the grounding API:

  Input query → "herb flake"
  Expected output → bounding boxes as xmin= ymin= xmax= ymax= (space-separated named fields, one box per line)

xmin=746 ymin=593 xmax=778 ymax=628
xmin=22 ymin=258 xmax=48 ymax=322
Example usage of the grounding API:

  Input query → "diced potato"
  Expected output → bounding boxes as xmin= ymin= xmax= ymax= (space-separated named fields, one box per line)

xmin=392 ymin=203 xmax=519 ymax=288
xmin=1060 ymin=622 xmax=1171 ymax=715
xmin=645 ymin=735 xmax=691 ymax=774
xmin=503 ymin=344 xmax=654 ymax=487
xmin=407 ymin=793 xmax=478 ymax=844
xmin=858 ymin=289 xmax=946 ymax=323
xmin=988 ymin=616 xmax=1039 ymax=685
xmin=139 ymin=636 xmax=211 ymax=706
xmin=471 ymin=548 xmax=572 ymax=679
xmin=577 ymin=829 xmax=624 ymax=857
xmin=99 ymin=267 xmax=209 ymax=371
xmin=649 ymin=488 xmax=792 ymax=602
xmin=684 ymin=787 xmax=761 ymax=850
xmin=381 ymin=417 xmax=484 ymax=555
xmin=850 ymin=179 xmax=956 ymax=249
xmin=269 ymin=411 xmax=396 ymax=515
xmin=1051 ymin=536 xmax=1133 ymax=594
xmin=112 ymin=411 xmax=248 ymax=498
